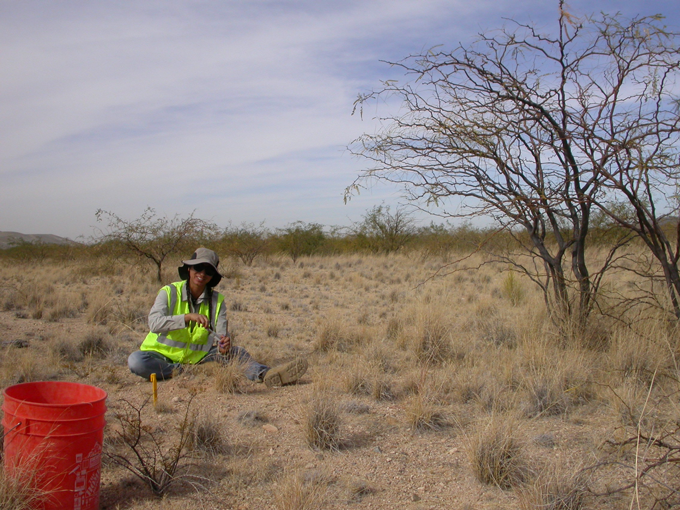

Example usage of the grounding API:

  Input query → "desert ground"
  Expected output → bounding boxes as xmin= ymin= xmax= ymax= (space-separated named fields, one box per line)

xmin=1 ymin=250 xmax=678 ymax=509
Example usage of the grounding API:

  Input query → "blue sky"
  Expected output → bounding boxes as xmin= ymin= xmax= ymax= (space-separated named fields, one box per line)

xmin=1 ymin=0 xmax=678 ymax=240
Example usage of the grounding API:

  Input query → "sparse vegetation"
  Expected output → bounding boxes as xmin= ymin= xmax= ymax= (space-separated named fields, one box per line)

xmin=1 ymin=238 xmax=679 ymax=508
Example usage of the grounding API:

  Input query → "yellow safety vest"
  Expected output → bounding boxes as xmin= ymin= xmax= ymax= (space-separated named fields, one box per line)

xmin=140 ymin=281 xmax=224 ymax=364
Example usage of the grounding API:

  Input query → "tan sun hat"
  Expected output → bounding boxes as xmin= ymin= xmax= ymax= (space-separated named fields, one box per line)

xmin=178 ymin=247 xmax=222 ymax=286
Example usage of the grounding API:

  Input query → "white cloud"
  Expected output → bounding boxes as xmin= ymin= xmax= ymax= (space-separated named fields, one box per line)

xmin=1 ymin=0 xmax=677 ymax=238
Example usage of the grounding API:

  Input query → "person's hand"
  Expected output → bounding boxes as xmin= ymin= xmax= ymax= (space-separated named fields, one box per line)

xmin=218 ymin=334 xmax=231 ymax=355
xmin=185 ymin=313 xmax=209 ymax=328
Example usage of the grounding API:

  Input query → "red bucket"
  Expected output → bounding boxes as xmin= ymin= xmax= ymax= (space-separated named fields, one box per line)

xmin=2 ymin=381 xmax=107 ymax=510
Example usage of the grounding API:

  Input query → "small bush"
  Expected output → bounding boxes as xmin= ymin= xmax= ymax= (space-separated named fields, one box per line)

xmin=105 ymin=397 xmax=198 ymax=496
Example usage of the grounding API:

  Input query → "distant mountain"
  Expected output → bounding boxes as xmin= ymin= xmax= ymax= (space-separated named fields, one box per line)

xmin=0 ymin=231 xmax=79 ymax=249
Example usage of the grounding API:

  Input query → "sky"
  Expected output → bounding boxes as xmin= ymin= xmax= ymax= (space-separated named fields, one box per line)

xmin=1 ymin=0 xmax=678 ymax=240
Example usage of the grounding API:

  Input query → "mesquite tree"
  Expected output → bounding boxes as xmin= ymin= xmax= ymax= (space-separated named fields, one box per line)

xmin=348 ymin=3 xmax=680 ymax=325
xmin=95 ymin=207 xmax=217 ymax=282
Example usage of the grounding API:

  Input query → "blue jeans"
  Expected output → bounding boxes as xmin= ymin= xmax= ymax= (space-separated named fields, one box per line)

xmin=128 ymin=345 xmax=269 ymax=381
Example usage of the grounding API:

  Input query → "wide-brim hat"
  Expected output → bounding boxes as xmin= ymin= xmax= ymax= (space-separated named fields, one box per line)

xmin=178 ymin=247 xmax=222 ymax=286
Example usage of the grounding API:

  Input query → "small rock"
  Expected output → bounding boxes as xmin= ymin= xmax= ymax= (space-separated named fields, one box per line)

xmin=172 ymin=396 xmax=181 ymax=403
xmin=262 ymin=424 xmax=278 ymax=433
xmin=305 ymin=463 xmax=315 ymax=469
xmin=412 ymin=493 xmax=421 ymax=502
xmin=373 ymin=446 xmax=382 ymax=454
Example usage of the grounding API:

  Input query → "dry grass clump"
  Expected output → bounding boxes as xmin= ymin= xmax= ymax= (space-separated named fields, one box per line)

xmin=0 ymin=349 xmax=58 ymax=386
xmin=365 ymin=338 xmax=397 ymax=374
xmin=345 ymin=477 xmax=375 ymax=502
xmin=607 ymin=379 xmax=659 ymax=428
xmin=501 ymin=271 xmax=525 ymax=306
xmin=452 ymin=365 xmax=515 ymax=412
xmin=314 ymin=317 xmax=364 ymax=353
xmin=86 ymin=291 xmax=148 ymax=332
xmin=305 ymin=396 xmax=341 ymax=450
xmin=191 ymin=412 xmax=229 ymax=456
xmin=468 ymin=416 xmax=529 ymax=489
xmin=51 ymin=339 xmax=83 ymax=362
xmin=608 ymin=326 xmax=675 ymax=387
xmin=370 ymin=374 xmax=396 ymax=401
xmin=78 ymin=329 xmax=112 ymax=358
xmin=519 ymin=351 xmax=594 ymax=418
xmin=341 ymin=361 xmax=396 ymax=401
xmin=274 ymin=470 xmax=328 ymax=510
xmin=405 ymin=308 xmax=457 ymax=365
xmin=517 ymin=463 xmax=588 ymax=510
xmin=0 ymin=466 xmax=46 ymax=510
xmin=206 ymin=360 xmax=246 ymax=394
xmin=405 ymin=393 xmax=449 ymax=432
xmin=472 ymin=302 xmax=519 ymax=348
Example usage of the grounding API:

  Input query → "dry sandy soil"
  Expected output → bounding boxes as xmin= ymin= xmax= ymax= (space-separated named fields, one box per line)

xmin=0 ymin=252 xmax=678 ymax=509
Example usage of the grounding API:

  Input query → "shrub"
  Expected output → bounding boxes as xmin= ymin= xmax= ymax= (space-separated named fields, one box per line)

xmin=104 ymin=397 xmax=198 ymax=496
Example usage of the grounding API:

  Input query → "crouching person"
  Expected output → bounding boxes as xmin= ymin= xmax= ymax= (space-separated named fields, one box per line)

xmin=128 ymin=247 xmax=307 ymax=387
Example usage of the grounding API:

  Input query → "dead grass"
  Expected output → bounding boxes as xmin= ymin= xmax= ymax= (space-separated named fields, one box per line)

xmin=0 ymin=251 xmax=678 ymax=509
xmin=517 ymin=463 xmax=588 ymax=510
xmin=191 ymin=412 xmax=229 ymax=456
xmin=305 ymin=395 xmax=341 ymax=450
xmin=274 ymin=470 xmax=328 ymax=510
xmin=0 ymin=468 xmax=45 ymax=510
xmin=404 ymin=393 xmax=449 ymax=431
xmin=468 ymin=415 xmax=530 ymax=489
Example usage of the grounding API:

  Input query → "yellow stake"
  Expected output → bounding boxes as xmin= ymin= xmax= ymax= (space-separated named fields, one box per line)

xmin=150 ymin=373 xmax=157 ymax=406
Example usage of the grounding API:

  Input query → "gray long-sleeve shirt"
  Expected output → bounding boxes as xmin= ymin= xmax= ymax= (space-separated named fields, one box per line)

xmin=148 ymin=282 xmax=228 ymax=344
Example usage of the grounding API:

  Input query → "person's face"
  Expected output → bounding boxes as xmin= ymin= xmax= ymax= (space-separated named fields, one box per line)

xmin=188 ymin=264 xmax=214 ymax=289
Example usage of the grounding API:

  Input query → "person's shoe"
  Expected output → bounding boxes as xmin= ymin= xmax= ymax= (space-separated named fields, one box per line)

xmin=263 ymin=358 xmax=308 ymax=388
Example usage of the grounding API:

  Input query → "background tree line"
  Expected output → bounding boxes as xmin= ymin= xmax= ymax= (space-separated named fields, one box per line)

xmin=1 ymin=202 xmax=660 ymax=267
